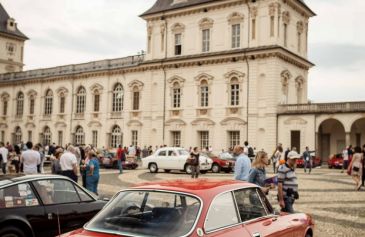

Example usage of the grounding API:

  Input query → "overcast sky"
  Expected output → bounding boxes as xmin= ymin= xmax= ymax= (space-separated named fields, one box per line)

xmin=2 ymin=0 xmax=364 ymax=102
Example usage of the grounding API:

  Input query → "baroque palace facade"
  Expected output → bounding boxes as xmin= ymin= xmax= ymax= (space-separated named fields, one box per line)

xmin=0 ymin=0 xmax=364 ymax=162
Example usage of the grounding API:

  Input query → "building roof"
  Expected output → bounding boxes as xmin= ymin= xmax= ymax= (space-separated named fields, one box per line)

xmin=141 ymin=0 xmax=315 ymax=17
xmin=0 ymin=3 xmax=28 ymax=40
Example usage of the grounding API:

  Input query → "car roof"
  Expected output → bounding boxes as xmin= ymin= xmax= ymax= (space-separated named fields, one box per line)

xmin=129 ymin=179 xmax=257 ymax=197
xmin=0 ymin=174 xmax=73 ymax=187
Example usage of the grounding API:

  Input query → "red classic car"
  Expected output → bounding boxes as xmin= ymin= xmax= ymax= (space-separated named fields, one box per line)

xmin=328 ymin=154 xmax=344 ymax=169
xmin=204 ymin=152 xmax=235 ymax=173
xmin=296 ymin=153 xmax=322 ymax=168
xmin=99 ymin=151 xmax=138 ymax=170
xmin=62 ymin=179 xmax=314 ymax=237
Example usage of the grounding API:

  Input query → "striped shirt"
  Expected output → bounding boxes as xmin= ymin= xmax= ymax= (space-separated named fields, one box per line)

xmin=277 ymin=163 xmax=298 ymax=196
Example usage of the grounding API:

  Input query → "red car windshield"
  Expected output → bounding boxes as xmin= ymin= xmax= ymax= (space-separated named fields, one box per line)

xmin=85 ymin=190 xmax=201 ymax=237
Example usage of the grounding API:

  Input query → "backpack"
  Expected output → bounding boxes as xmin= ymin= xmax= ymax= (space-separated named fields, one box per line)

xmin=248 ymin=147 xmax=255 ymax=157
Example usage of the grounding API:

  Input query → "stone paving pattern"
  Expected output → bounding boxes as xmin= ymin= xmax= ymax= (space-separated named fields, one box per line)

xmin=97 ymin=166 xmax=365 ymax=237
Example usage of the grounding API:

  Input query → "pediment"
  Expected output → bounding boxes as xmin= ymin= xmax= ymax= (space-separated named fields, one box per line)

xmin=166 ymin=119 xmax=186 ymax=126
xmin=127 ymin=120 xmax=143 ymax=127
xmin=220 ymin=117 xmax=247 ymax=126
xmin=191 ymin=118 xmax=215 ymax=126
xmin=87 ymin=121 xmax=102 ymax=128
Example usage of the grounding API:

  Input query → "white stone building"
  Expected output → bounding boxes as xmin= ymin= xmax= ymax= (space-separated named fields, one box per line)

xmin=0 ymin=0 xmax=364 ymax=162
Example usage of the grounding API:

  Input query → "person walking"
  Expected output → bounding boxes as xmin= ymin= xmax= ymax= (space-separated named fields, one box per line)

xmin=189 ymin=147 xmax=200 ymax=179
xmin=272 ymin=145 xmax=283 ymax=174
xmin=10 ymin=145 xmax=21 ymax=173
xmin=34 ymin=144 xmax=45 ymax=174
xmin=85 ymin=150 xmax=100 ymax=195
xmin=60 ymin=145 xmax=78 ymax=182
xmin=248 ymin=151 xmax=272 ymax=194
xmin=0 ymin=142 xmax=9 ymax=174
xmin=234 ymin=145 xmax=251 ymax=181
xmin=51 ymin=148 xmax=63 ymax=174
xmin=116 ymin=145 xmax=124 ymax=174
xmin=277 ymin=150 xmax=300 ymax=213
xmin=21 ymin=142 xmax=41 ymax=175
xmin=348 ymin=146 xmax=363 ymax=191
xmin=342 ymin=146 xmax=349 ymax=173
xmin=303 ymin=146 xmax=312 ymax=174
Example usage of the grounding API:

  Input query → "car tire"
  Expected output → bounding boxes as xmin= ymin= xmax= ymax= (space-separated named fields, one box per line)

xmin=211 ymin=164 xmax=221 ymax=173
xmin=184 ymin=164 xmax=192 ymax=174
xmin=149 ymin=163 xmax=158 ymax=173
xmin=200 ymin=170 xmax=207 ymax=174
xmin=0 ymin=226 xmax=26 ymax=237
xmin=164 ymin=169 xmax=171 ymax=173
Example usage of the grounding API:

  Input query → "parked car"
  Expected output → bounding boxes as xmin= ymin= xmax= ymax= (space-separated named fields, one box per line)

xmin=0 ymin=174 xmax=107 ymax=237
xmin=99 ymin=151 xmax=138 ymax=170
xmin=204 ymin=152 xmax=235 ymax=173
xmin=296 ymin=152 xmax=322 ymax=168
xmin=62 ymin=179 xmax=315 ymax=237
xmin=328 ymin=154 xmax=344 ymax=169
xmin=142 ymin=147 xmax=213 ymax=174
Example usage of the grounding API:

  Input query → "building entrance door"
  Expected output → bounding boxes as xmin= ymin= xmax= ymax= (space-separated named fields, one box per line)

xmin=321 ymin=134 xmax=330 ymax=163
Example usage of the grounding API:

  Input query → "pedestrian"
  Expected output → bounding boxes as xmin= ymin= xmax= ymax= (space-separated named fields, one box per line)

xmin=34 ymin=144 xmax=45 ymax=174
xmin=248 ymin=151 xmax=272 ymax=194
xmin=85 ymin=150 xmax=100 ymax=195
xmin=142 ymin=146 xmax=149 ymax=158
xmin=189 ymin=147 xmax=200 ymax=179
xmin=303 ymin=146 xmax=312 ymax=174
xmin=116 ymin=145 xmax=124 ymax=174
xmin=80 ymin=146 xmax=91 ymax=188
xmin=0 ymin=142 xmax=9 ymax=174
xmin=348 ymin=145 xmax=353 ymax=161
xmin=347 ymin=146 xmax=363 ymax=191
xmin=272 ymin=145 xmax=283 ymax=174
xmin=243 ymin=141 xmax=255 ymax=160
xmin=277 ymin=150 xmax=300 ymax=213
xmin=284 ymin=147 xmax=290 ymax=161
xmin=51 ymin=148 xmax=63 ymax=175
xmin=234 ymin=145 xmax=251 ymax=181
xmin=10 ymin=145 xmax=21 ymax=173
xmin=59 ymin=145 xmax=78 ymax=182
xmin=20 ymin=142 xmax=41 ymax=175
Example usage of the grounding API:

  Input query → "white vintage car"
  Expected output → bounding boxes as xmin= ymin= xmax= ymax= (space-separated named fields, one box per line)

xmin=142 ymin=147 xmax=213 ymax=174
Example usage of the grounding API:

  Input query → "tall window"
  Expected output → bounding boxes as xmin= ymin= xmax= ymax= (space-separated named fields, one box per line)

xmin=199 ymin=131 xmax=209 ymax=149
xmin=252 ymin=19 xmax=256 ymax=40
xmin=3 ymin=100 xmax=8 ymax=116
xmin=131 ymin=130 xmax=138 ymax=146
xmin=29 ymin=96 xmax=35 ymax=115
xmin=76 ymin=87 xmax=86 ymax=114
xmin=202 ymin=29 xmax=210 ymax=52
xmin=1 ymin=131 xmax=4 ymax=142
xmin=92 ymin=131 xmax=98 ymax=148
xmin=111 ymin=125 xmax=122 ymax=148
xmin=297 ymin=32 xmax=301 ymax=52
xmin=284 ymin=23 xmax=288 ymax=47
xmin=132 ymin=87 xmax=140 ymax=111
xmin=175 ymin=33 xmax=182 ymax=55
xmin=59 ymin=92 xmax=65 ymax=113
xmin=112 ymin=83 xmax=123 ymax=112
xmin=75 ymin=126 xmax=85 ymax=145
xmin=44 ymin=89 xmax=53 ymax=115
xmin=58 ymin=131 xmax=63 ymax=147
xmin=43 ymin=127 xmax=51 ymax=146
xmin=16 ymin=92 xmax=24 ymax=117
xmin=270 ymin=16 xmax=275 ymax=37
xmin=230 ymin=78 xmax=240 ymax=106
xmin=94 ymin=92 xmax=100 ymax=112
xmin=229 ymin=131 xmax=240 ymax=148
xmin=14 ymin=127 xmax=22 ymax=144
xmin=172 ymin=82 xmax=181 ymax=108
xmin=200 ymin=80 xmax=209 ymax=107
xmin=232 ymin=24 xmax=240 ymax=48
xmin=28 ymin=131 xmax=32 ymax=142
xmin=172 ymin=131 xmax=181 ymax=147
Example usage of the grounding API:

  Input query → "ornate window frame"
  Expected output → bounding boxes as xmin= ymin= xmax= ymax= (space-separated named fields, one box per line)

xmin=75 ymin=126 xmax=85 ymax=146
xmin=195 ymin=73 xmax=213 ymax=108
xmin=90 ymin=83 xmax=103 ymax=113
xmin=281 ymin=70 xmax=292 ymax=104
xmin=76 ymin=86 xmax=86 ymax=114
xmin=224 ymin=71 xmax=245 ymax=107
xmin=168 ymin=76 xmax=185 ymax=109
xmin=14 ymin=126 xmax=22 ymax=144
xmin=110 ymin=125 xmax=122 ymax=148
xmin=16 ymin=91 xmax=24 ymax=117
xmin=1 ymin=93 xmax=10 ymax=116
xmin=112 ymin=83 xmax=124 ymax=112
xmin=128 ymin=80 xmax=144 ymax=111
xmin=199 ymin=18 xmax=214 ymax=53
xmin=295 ymin=76 xmax=305 ymax=104
xmin=56 ymin=87 xmax=68 ymax=114
xmin=43 ymin=126 xmax=52 ymax=146
xmin=171 ymin=23 xmax=185 ymax=56
xmin=27 ymin=90 xmax=37 ymax=115
xmin=44 ymin=89 xmax=53 ymax=115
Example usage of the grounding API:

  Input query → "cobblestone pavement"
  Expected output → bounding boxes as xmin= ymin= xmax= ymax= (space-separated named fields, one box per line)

xmin=98 ymin=166 xmax=365 ymax=237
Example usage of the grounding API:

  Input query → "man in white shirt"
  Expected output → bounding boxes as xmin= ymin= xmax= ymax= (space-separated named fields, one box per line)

xmin=21 ymin=142 xmax=41 ymax=174
xmin=342 ymin=146 xmax=349 ymax=173
xmin=0 ymin=142 xmax=9 ymax=174
xmin=60 ymin=145 xmax=78 ymax=182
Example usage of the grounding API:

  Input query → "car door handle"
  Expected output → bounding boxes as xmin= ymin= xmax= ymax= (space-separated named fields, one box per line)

xmin=48 ymin=213 xmax=53 ymax=220
xmin=253 ymin=232 xmax=261 ymax=237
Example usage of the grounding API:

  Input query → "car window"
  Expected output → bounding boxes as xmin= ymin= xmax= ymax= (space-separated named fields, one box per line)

xmin=33 ymin=180 xmax=80 ymax=204
xmin=74 ymin=185 xmax=94 ymax=202
xmin=0 ymin=183 xmax=39 ymax=208
xmin=178 ymin=149 xmax=189 ymax=156
xmin=205 ymin=192 xmax=239 ymax=232
xmin=86 ymin=191 xmax=201 ymax=237
xmin=168 ymin=150 xmax=178 ymax=156
xmin=234 ymin=188 xmax=267 ymax=222
xmin=158 ymin=150 xmax=166 ymax=156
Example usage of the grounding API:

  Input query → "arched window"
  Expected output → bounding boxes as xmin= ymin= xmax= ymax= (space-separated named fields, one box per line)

xmin=76 ymin=87 xmax=86 ymax=114
xmin=44 ymin=89 xmax=53 ymax=115
xmin=112 ymin=83 xmax=123 ymax=112
xmin=29 ymin=95 xmax=35 ymax=115
xmin=172 ymin=82 xmax=181 ymax=108
xmin=59 ymin=92 xmax=65 ymax=113
xmin=16 ymin=92 xmax=24 ymax=116
xmin=93 ymin=89 xmax=100 ymax=112
xmin=281 ymin=70 xmax=291 ymax=104
xmin=14 ymin=127 xmax=22 ymax=144
xmin=230 ymin=77 xmax=240 ymax=106
xmin=200 ymin=80 xmax=209 ymax=107
xmin=43 ymin=126 xmax=52 ymax=146
xmin=132 ymin=86 xmax=140 ymax=111
xmin=111 ymin=125 xmax=122 ymax=148
xmin=75 ymin=126 xmax=85 ymax=145
xmin=1 ymin=95 xmax=8 ymax=116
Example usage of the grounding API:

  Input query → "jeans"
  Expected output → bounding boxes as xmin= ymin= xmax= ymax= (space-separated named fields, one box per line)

xmin=191 ymin=165 xmax=200 ymax=178
xmin=118 ymin=159 xmax=123 ymax=174
xmin=304 ymin=160 xmax=312 ymax=173
xmin=281 ymin=197 xmax=295 ymax=213
xmin=86 ymin=175 xmax=99 ymax=195
xmin=272 ymin=161 xmax=277 ymax=173
xmin=1 ymin=162 xmax=6 ymax=174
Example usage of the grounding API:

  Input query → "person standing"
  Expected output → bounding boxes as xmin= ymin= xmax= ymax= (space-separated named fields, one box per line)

xmin=190 ymin=147 xmax=200 ymax=179
xmin=60 ymin=145 xmax=78 ymax=182
xmin=342 ymin=146 xmax=349 ymax=173
xmin=51 ymin=148 xmax=63 ymax=175
xmin=11 ymin=145 xmax=21 ymax=173
xmin=0 ymin=142 xmax=9 ymax=174
xmin=116 ymin=145 xmax=124 ymax=174
xmin=303 ymin=146 xmax=312 ymax=174
xmin=142 ymin=146 xmax=149 ymax=158
xmin=248 ymin=151 xmax=272 ymax=194
xmin=277 ymin=151 xmax=300 ymax=213
xmin=348 ymin=146 xmax=363 ymax=191
xmin=272 ymin=146 xmax=283 ymax=174
xmin=20 ymin=142 xmax=41 ymax=175
xmin=85 ymin=150 xmax=100 ymax=195
xmin=234 ymin=145 xmax=251 ymax=181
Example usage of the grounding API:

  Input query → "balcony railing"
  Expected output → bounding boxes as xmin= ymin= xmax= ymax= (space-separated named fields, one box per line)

xmin=278 ymin=102 xmax=365 ymax=114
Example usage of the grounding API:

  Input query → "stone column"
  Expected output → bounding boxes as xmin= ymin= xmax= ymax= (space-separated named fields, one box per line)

xmin=345 ymin=132 xmax=351 ymax=146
